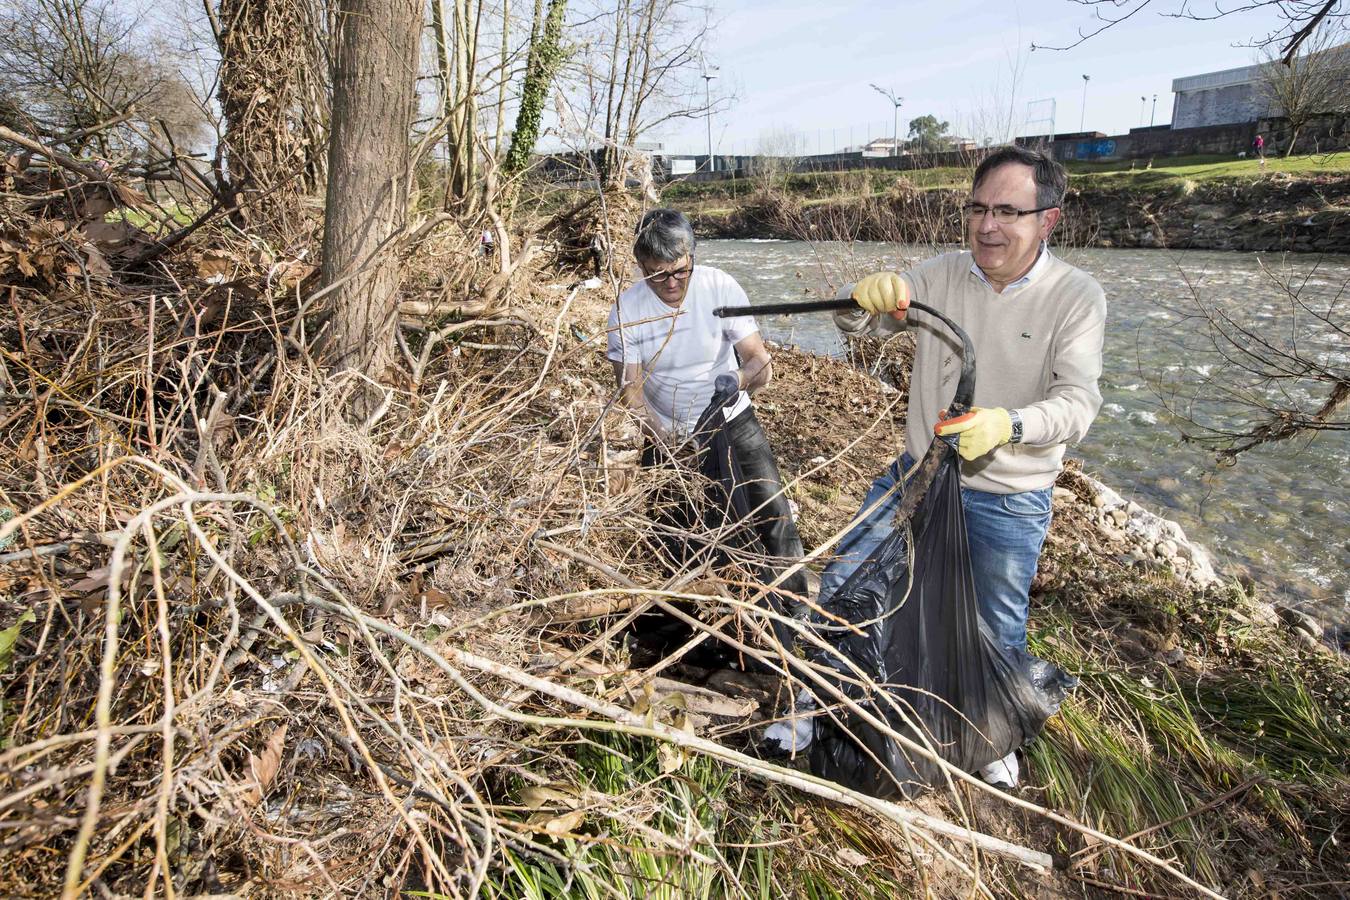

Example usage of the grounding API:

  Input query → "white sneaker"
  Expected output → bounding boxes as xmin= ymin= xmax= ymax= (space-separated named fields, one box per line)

xmin=979 ymin=752 xmax=1020 ymax=789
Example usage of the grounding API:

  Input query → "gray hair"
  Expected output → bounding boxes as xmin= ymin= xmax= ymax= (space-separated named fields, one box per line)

xmin=633 ymin=208 xmax=696 ymax=263
xmin=973 ymin=146 xmax=1068 ymax=210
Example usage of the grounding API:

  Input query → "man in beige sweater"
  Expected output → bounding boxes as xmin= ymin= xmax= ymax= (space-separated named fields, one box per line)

xmin=824 ymin=146 xmax=1106 ymax=786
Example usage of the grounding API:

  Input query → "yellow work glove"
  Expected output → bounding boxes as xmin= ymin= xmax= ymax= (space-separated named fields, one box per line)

xmin=851 ymin=272 xmax=911 ymax=317
xmin=934 ymin=407 xmax=1013 ymax=461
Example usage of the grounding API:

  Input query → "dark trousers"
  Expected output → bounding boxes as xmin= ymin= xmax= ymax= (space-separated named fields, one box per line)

xmin=641 ymin=408 xmax=808 ymax=656
xmin=716 ymin=409 xmax=809 ymax=606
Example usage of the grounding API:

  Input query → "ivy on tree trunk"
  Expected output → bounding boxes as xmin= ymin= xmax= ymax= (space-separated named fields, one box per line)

xmin=503 ymin=0 xmax=568 ymax=177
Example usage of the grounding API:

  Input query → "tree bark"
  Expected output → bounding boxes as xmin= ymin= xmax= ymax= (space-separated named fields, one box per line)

xmin=320 ymin=0 xmax=421 ymax=398
xmin=217 ymin=0 xmax=314 ymax=234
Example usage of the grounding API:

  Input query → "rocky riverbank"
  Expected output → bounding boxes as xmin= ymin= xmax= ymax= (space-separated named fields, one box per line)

xmin=746 ymin=335 xmax=1345 ymax=656
xmin=687 ymin=172 xmax=1350 ymax=254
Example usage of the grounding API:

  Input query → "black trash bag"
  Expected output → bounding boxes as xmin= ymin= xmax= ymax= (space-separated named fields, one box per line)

xmin=807 ymin=441 xmax=1076 ymax=798
xmin=687 ymin=374 xmax=809 ymax=653
xmin=807 ymin=305 xmax=1076 ymax=800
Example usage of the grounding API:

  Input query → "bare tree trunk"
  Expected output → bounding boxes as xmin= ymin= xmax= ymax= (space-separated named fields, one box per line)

xmin=217 ymin=0 xmax=312 ymax=234
xmin=599 ymin=0 xmax=628 ymax=184
xmin=442 ymin=0 xmax=482 ymax=206
xmin=1285 ymin=125 xmax=1301 ymax=157
xmin=493 ymin=0 xmax=510 ymax=157
xmin=321 ymin=0 xmax=421 ymax=397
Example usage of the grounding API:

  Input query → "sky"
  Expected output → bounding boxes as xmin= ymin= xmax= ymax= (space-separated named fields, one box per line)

xmin=654 ymin=0 xmax=1297 ymax=156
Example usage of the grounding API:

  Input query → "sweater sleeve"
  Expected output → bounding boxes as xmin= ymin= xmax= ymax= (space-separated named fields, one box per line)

xmin=1017 ymin=280 xmax=1107 ymax=446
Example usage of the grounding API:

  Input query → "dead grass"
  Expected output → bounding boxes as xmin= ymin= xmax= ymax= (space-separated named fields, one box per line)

xmin=0 ymin=159 xmax=1347 ymax=899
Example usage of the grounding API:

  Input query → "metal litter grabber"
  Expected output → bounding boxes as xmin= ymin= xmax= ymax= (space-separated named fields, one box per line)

xmin=714 ymin=292 xmax=976 ymax=506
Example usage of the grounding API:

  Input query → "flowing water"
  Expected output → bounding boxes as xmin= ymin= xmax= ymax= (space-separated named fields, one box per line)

xmin=697 ymin=240 xmax=1350 ymax=625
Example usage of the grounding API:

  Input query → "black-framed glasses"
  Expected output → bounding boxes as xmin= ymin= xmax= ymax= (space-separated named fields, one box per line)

xmin=962 ymin=202 xmax=1057 ymax=224
xmin=645 ymin=262 xmax=694 ymax=284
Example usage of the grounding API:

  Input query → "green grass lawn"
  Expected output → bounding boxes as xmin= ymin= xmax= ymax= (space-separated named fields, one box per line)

xmin=1066 ymin=152 xmax=1350 ymax=182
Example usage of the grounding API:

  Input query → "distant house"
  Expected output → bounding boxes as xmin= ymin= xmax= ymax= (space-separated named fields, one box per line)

xmin=861 ymin=138 xmax=905 ymax=157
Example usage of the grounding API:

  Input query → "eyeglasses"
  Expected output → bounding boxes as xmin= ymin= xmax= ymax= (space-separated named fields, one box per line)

xmin=961 ymin=202 xmax=1057 ymax=224
xmin=645 ymin=263 xmax=694 ymax=284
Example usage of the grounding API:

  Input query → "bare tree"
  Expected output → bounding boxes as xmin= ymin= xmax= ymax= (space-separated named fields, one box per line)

xmin=1259 ymin=22 xmax=1350 ymax=156
xmin=430 ymin=0 xmax=472 ymax=204
xmin=1035 ymin=0 xmax=1346 ymax=63
xmin=749 ymin=125 xmax=803 ymax=196
xmin=569 ymin=0 xmax=725 ymax=186
xmin=1152 ymin=261 xmax=1348 ymax=463
xmin=0 ymin=0 xmax=208 ymax=156
xmin=320 ymin=0 xmax=422 ymax=401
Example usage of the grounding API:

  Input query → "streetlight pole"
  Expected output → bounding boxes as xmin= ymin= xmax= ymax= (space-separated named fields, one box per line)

xmin=702 ymin=62 xmax=718 ymax=173
xmin=870 ymin=83 xmax=904 ymax=157
xmin=1150 ymin=94 xmax=1158 ymax=127
xmin=1139 ymin=96 xmax=1147 ymax=127
xmin=1080 ymin=74 xmax=1090 ymax=133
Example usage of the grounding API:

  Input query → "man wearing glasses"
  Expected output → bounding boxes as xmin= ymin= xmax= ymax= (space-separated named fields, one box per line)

xmin=825 ymin=146 xmax=1107 ymax=788
xmin=607 ymin=207 xmax=808 ymax=622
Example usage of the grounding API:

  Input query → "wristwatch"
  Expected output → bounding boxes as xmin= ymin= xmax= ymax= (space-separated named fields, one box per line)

xmin=1008 ymin=409 xmax=1024 ymax=444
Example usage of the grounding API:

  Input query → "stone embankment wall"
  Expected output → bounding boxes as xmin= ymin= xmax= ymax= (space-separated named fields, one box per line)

xmin=692 ymin=175 xmax=1350 ymax=254
xmin=1062 ymin=175 xmax=1350 ymax=253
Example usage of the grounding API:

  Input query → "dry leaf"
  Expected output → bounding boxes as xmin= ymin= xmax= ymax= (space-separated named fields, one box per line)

xmin=69 ymin=565 xmax=111 ymax=594
xmin=242 ymin=723 xmax=288 ymax=807
xmin=196 ymin=249 xmax=238 ymax=281
xmin=656 ymin=742 xmax=685 ymax=774
xmin=532 ymin=808 xmax=584 ymax=836
xmin=417 ymin=587 xmax=455 ymax=609
xmin=835 ymin=847 xmax=869 ymax=867
xmin=519 ymin=784 xmax=581 ymax=810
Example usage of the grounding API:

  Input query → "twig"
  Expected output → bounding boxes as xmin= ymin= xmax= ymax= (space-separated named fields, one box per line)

xmin=0 ymin=124 xmax=114 ymax=182
xmin=288 ymin=592 xmax=1055 ymax=872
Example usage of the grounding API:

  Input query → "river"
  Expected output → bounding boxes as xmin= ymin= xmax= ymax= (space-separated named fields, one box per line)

xmin=696 ymin=240 xmax=1350 ymax=626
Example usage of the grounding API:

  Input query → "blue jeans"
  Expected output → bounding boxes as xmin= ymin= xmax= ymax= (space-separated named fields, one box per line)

xmin=818 ymin=453 xmax=1053 ymax=653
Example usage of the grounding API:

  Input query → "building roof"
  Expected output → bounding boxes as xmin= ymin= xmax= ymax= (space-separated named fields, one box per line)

xmin=1172 ymin=62 xmax=1265 ymax=94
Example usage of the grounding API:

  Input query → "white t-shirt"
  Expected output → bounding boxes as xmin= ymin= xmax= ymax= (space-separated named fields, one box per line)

xmin=606 ymin=265 xmax=759 ymax=436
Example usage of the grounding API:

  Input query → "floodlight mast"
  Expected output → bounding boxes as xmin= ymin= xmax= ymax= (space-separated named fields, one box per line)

xmin=870 ymin=84 xmax=904 ymax=157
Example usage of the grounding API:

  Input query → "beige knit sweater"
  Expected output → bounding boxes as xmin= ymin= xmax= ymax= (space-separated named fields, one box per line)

xmin=834 ymin=249 xmax=1106 ymax=494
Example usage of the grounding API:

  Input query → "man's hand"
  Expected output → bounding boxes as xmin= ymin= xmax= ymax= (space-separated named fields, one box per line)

xmin=934 ymin=407 xmax=1013 ymax=461
xmin=715 ymin=372 xmax=741 ymax=395
xmin=851 ymin=272 xmax=911 ymax=318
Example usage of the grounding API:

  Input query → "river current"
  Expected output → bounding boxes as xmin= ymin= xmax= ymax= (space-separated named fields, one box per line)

xmin=696 ymin=240 xmax=1349 ymax=625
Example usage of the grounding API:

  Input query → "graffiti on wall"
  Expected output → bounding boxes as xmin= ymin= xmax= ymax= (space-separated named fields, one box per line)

xmin=1075 ymin=139 xmax=1117 ymax=160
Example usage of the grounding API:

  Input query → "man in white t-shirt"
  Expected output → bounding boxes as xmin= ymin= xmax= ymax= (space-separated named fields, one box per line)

xmin=607 ymin=208 xmax=807 ymax=634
